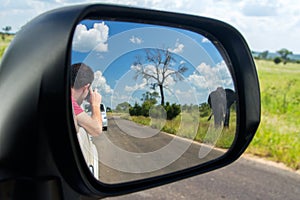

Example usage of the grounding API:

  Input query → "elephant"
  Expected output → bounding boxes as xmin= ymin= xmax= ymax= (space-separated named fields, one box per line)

xmin=207 ymin=87 xmax=237 ymax=128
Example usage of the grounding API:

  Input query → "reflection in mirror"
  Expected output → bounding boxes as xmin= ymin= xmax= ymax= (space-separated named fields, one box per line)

xmin=71 ymin=20 xmax=237 ymax=184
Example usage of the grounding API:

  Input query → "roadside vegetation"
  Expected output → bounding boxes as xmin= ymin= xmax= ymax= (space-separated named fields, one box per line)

xmin=1 ymin=33 xmax=299 ymax=170
xmin=0 ymin=33 xmax=14 ymax=61
xmin=122 ymin=108 xmax=237 ymax=149
xmin=246 ymin=59 xmax=300 ymax=170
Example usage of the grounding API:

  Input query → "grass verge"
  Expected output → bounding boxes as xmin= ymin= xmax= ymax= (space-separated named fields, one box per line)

xmin=246 ymin=59 xmax=300 ymax=170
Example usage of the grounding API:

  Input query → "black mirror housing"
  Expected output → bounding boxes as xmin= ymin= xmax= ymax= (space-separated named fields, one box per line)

xmin=0 ymin=4 xmax=260 ymax=199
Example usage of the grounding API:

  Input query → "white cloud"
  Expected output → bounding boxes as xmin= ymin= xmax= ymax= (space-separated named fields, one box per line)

xmin=163 ymin=76 xmax=176 ymax=89
xmin=124 ymin=78 xmax=147 ymax=92
xmin=174 ymin=88 xmax=197 ymax=104
xmin=183 ymin=0 xmax=300 ymax=53
xmin=202 ymin=37 xmax=210 ymax=43
xmin=130 ymin=64 xmax=142 ymax=71
xmin=238 ymin=0 xmax=282 ymax=17
xmin=130 ymin=35 xmax=143 ymax=44
xmin=72 ymin=22 xmax=109 ymax=52
xmin=180 ymin=60 xmax=186 ymax=65
xmin=143 ymin=65 xmax=157 ymax=78
xmin=168 ymin=39 xmax=184 ymax=53
xmin=111 ymin=92 xmax=133 ymax=104
xmin=187 ymin=61 xmax=233 ymax=90
xmin=92 ymin=70 xmax=113 ymax=94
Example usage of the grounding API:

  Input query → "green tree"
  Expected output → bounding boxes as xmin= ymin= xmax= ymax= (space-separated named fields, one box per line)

xmin=141 ymin=100 xmax=155 ymax=117
xmin=2 ymin=26 xmax=12 ymax=33
xmin=141 ymin=91 xmax=159 ymax=104
xmin=2 ymin=26 xmax=12 ymax=41
xmin=128 ymin=91 xmax=181 ymax=120
xmin=115 ymin=102 xmax=131 ymax=113
xmin=164 ymin=102 xmax=181 ymax=120
xmin=277 ymin=48 xmax=293 ymax=64
xmin=140 ymin=91 xmax=159 ymax=117
xmin=129 ymin=102 xmax=142 ymax=116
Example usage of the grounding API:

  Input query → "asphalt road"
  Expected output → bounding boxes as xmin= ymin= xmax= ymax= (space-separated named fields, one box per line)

xmin=93 ymin=116 xmax=225 ymax=183
xmin=105 ymin=156 xmax=300 ymax=200
xmin=93 ymin=116 xmax=300 ymax=200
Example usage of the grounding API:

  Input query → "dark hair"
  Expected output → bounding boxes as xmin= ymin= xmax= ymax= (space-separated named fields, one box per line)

xmin=71 ymin=63 xmax=94 ymax=89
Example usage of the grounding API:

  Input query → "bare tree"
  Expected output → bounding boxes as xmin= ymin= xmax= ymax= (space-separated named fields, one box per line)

xmin=132 ymin=48 xmax=188 ymax=106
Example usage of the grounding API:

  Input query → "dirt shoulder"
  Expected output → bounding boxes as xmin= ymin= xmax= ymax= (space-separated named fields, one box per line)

xmin=243 ymin=153 xmax=300 ymax=175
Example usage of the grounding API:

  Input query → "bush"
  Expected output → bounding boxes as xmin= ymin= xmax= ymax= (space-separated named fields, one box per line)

xmin=273 ymin=57 xmax=282 ymax=64
xmin=141 ymin=100 xmax=154 ymax=117
xmin=199 ymin=103 xmax=210 ymax=117
xmin=129 ymin=101 xmax=181 ymax=120
xmin=164 ymin=102 xmax=181 ymax=120
xmin=129 ymin=102 xmax=142 ymax=116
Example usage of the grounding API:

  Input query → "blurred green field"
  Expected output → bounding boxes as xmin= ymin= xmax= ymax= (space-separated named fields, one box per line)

xmin=0 ymin=33 xmax=14 ymax=60
xmin=246 ymin=59 xmax=300 ymax=170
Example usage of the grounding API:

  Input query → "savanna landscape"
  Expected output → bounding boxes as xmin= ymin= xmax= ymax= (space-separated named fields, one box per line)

xmin=247 ymin=59 xmax=300 ymax=170
xmin=1 ymin=33 xmax=299 ymax=171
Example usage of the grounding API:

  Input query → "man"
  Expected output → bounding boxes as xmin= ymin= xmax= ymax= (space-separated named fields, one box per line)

xmin=71 ymin=63 xmax=102 ymax=136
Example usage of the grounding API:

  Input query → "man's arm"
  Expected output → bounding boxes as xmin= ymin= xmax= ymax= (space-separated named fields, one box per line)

xmin=76 ymin=112 xmax=102 ymax=136
xmin=77 ymin=88 xmax=102 ymax=136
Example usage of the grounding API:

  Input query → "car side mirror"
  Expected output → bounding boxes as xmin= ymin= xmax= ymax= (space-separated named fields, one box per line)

xmin=0 ymin=4 xmax=260 ymax=199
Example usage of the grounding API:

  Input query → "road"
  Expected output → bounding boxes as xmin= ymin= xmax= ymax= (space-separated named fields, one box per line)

xmin=105 ymin=156 xmax=300 ymax=200
xmin=92 ymin=116 xmax=300 ymax=199
xmin=93 ymin=116 xmax=225 ymax=183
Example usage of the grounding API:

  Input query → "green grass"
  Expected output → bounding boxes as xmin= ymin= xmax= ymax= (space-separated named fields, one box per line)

xmin=246 ymin=59 xmax=300 ymax=170
xmin=124 ymin=111 xmax=237 ymax=149
xmin=0 ymin=33 xmax=14 ymax=61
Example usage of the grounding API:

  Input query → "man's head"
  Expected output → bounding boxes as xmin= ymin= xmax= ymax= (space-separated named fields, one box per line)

xmin=71 ymin=63 xmax=94 ymax=89
xmin=71 ymin=63 xmax=94 ymax=104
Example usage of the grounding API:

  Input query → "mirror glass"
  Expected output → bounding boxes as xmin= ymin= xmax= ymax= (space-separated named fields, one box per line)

xmin=71 ymin=20 xmax=237 ymax=184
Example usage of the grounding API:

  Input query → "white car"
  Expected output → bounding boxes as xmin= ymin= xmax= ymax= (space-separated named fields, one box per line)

xmin=77 ymin=127 xmax=99 ymax=179
xmin=83 ymin=102 xmax=108 ymax=131
xmin=100 ymin=103 xmax=108 ymax=131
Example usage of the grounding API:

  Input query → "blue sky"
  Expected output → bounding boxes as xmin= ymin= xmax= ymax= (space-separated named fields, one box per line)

xmin=1 ymin=0 xmax=300 ymax=54
xmin=71 ymin=20 xmax=234 ymax=107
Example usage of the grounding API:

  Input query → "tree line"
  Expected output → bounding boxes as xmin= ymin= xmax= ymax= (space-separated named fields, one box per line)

xmin=115 ymin=92 xmax=212 ymax=121
xmin=115 ymin=92 xmax=182 ymax=120
xmin=1 ymin=26 xmax=12 ymax=41
xmin=253 ymin=48 xmax=299 ymax=64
